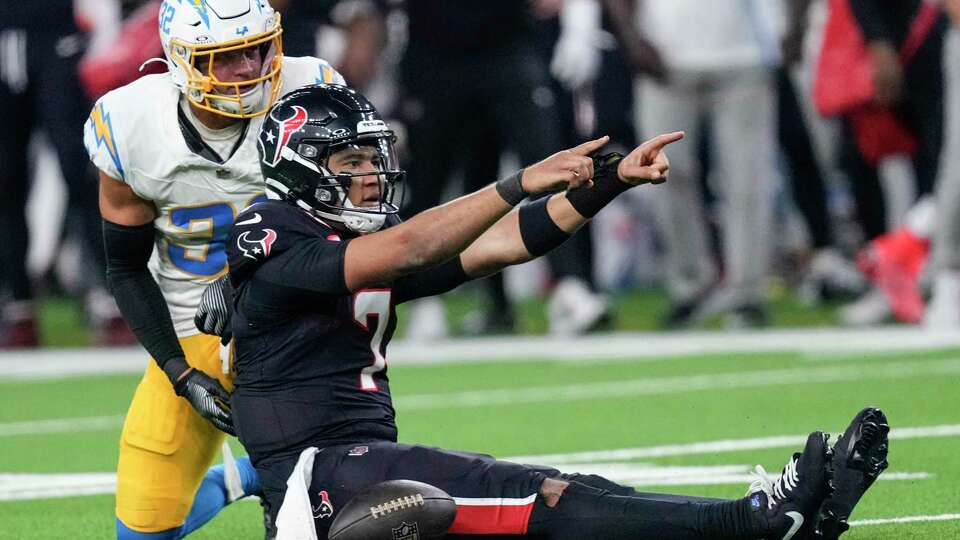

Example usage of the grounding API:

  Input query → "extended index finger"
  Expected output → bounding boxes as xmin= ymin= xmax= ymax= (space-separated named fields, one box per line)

xmin=570 ymin=135 xmax=610 ymax=156
xmin=639 ymin=131 xmax=685 ymax=153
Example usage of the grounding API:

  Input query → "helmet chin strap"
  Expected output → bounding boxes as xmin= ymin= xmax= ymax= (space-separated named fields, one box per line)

xmin=341 ymin=198 xmax=387 ymax=234
xmin=210 ymin=83 xmax=265 ymax=115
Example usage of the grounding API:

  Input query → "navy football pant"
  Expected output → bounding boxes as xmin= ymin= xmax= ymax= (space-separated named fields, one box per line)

xmin=257 ymin=441 xmax=754 ymax=539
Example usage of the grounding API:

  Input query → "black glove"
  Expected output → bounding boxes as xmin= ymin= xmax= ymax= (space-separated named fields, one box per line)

xmin=195 ymin=275 xmax=234 ymax=344
xmin=162 ymin=356 xmax=236 ymax=436
xmin=592 ymin=151 xmax=625 ymax=182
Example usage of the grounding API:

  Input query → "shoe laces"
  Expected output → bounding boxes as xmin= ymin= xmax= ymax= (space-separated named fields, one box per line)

xmin=747 ymin=454 xmax=800 ymax=510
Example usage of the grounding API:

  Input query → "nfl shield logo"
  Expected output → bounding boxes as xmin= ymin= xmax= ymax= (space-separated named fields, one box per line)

xmin=391 ymin=521 xmax=419 ymax=540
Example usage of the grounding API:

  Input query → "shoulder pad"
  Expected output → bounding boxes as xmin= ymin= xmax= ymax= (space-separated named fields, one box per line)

xmin=83 ymin=75 xmax=172 ymax=182
xmin=227 ymin=200 xmax=340 ymax=284
xmin=281 ymin=56 xmax=347 ymax=91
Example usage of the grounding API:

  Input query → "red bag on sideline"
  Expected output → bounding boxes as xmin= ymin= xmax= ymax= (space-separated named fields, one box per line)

xmin=814 ymin=0 xmax=940 ymax=164
xmin=79 ymin=0 xmax=165 ymax=100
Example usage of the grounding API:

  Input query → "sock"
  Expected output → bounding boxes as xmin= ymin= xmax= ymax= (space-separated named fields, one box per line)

xmin=695 ymin=496 xmax=764 ymax=539
xmin=115 ymin=519 xmax=180 ymax=540
xmin=179 ymin=456 xmax=261 ymax=537
xmin=904 ymin=196 xmax=936 ymax=240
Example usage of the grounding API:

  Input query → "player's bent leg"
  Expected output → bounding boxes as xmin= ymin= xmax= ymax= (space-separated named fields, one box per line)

xmin=180 ymin=455 xmax=261 ymax=537
xmin=116 ymin=334 xmax=230 ymax=536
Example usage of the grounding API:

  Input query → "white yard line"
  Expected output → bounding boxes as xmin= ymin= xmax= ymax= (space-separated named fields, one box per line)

xmin=505 ymin=424 xmax=960 ymax=464
xmin=4 ymin=359 xmax=960 ymax=438
xmin=0 ymin=415 xmax=124 ymax=437
xmin=396 ymin=358 xmax=960 ymax=410
xmin=3 ymin=326 xmax=960 ymax=379
xmin=851 ymin=513 xmax=960 ymax=527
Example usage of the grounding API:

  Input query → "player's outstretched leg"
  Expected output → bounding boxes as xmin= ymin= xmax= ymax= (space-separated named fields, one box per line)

xmin=812 ymin=407 xmax=890 ymax=539
xmin=524 ymin=432 xmax=832 ymax=540
xmin=745 ymin=431 xmax=834 ymax=540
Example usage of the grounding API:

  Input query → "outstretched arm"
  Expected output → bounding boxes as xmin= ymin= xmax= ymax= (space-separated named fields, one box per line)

xmin=342 ymin=137 xmax=610 ymax=291
xmin=460 ymin=132 xmax=684 ymax=278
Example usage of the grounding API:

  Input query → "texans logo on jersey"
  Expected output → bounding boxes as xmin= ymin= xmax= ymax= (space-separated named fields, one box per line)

xmin=313 ymin=490 xmax=334 ymax=519
xmin=236 ymin=229 xmax=277 ymax=260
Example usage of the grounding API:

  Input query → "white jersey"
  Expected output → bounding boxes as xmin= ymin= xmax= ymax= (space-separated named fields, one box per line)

xmin=84 ymin=56 xmax=346 ymax=337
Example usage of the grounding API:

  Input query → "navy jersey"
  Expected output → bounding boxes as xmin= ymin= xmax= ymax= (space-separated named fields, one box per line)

xmin=227 ymin=201 xmax=398 ymax=462
xmin=227 ymin=201 xmax=473 ymax=463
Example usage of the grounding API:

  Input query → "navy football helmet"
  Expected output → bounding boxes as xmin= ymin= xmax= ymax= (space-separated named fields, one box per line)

xmin=258 ymin=84 xmax=404 ymax=233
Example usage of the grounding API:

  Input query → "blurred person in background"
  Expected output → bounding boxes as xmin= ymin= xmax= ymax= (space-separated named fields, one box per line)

xmin=0 ymin=0 xmax=134 ymax=348
xmin=926 ymin=0 xmax=960 ymax=328
xmin=397 ymin=0 xmax=610 ymax=337
xmin=780 ymin=0 xmax=866 ymax=303
xmin=829 ymin=0 xmax=947 ymax=243
xmin=813 ymin=0 xmax=948 ymax=326
xmin=535 ymin=0 xmax=618 ymax=335
xmin=276 ymin=0 xmax=386 ymax=91
xmin=604 ymin=0 xmax=783 ymax=328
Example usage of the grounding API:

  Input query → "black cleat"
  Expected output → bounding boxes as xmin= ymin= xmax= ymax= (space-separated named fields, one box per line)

xmin=812 ymin=407 xmax=890 ymax=539
xmin=747 ymin=431 xmax=834 ymax=540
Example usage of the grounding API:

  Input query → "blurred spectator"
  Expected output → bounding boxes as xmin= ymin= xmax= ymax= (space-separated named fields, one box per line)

xmin=604 ymin=0 xmax=783 ymax=328
xmin=536 ymin=0 xmax=615 ymax=335
xmin=78 ymin=0 xmax=164 ymax=100
xmin=816 ymin=0 xmax=947 ymax=241
xmin=276 ymin=0 xmax=386 ymax=90
xmin=397 ymin=0 xmax=608 ymax=337
xmin=0 ymin=1 xmax=131 ymax=347
xmin=924 ymin=0 xmax=960 ymax=328
xmin=813 ymin=0 xmax=947 ymax=326
xmin=781 ymin=0 xmax=866 ymax=302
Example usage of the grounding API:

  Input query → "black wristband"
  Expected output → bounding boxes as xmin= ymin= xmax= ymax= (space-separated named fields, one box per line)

xmin=566 ymin=152 xmax=629 ymax=218
xmin=519 ymin=197 xmax=571 ymax=256
xmin=161 ymin=356 xmax=191 ymax=393
xmin=495 ymin=169 xmax=527 ymax=206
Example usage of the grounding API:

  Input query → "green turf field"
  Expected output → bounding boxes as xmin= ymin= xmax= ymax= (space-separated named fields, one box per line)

xmin=2 ymin=343 xmax=958 ymax=538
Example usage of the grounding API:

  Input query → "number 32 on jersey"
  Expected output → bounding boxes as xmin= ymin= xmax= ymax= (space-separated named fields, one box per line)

xmin=166 ymin=195 xmax=267 ymax=277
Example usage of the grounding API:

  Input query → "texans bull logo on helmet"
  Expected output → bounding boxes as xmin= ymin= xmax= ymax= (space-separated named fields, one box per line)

xmin=262 ymin=105 xmax=308 ymax=166
xmin=236 ymin=228 xmax=277 ymax=260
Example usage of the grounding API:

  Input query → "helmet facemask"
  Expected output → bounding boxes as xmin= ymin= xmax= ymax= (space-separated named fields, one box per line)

xmin=269 ymin=135 xmax=404 ymax=234
xmin=166 ymin=14 xmax=283 ymax=119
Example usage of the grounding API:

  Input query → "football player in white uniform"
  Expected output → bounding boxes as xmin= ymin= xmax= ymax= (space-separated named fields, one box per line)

xmin=83 ymin=1 xmax=345 ymax=538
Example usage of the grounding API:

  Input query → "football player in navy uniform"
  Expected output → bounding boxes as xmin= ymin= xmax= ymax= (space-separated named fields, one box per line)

xmin=207 ymin=84 xmax=888 ymax=539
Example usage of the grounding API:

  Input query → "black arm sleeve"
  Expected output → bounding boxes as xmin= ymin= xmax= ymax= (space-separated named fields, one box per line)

xmin=849 ymin=0 xmax=895 ymax=44
xmin=392 ymin=256 xmax=472 ymax=304
xmin=103 ymin=219 xmax=185 ymax=368
xmin=255 ymin=237 xmax=351 ymax=295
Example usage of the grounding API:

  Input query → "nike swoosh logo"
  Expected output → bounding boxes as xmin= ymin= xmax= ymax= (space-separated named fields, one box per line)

xmin=782 ymin=511 xmax=804 ymax=540
xmin=235 ymin=213 xmax=262 ymax=226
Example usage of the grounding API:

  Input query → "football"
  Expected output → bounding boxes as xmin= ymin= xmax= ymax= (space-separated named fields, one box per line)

xmin=328 ymin=480 xmax=457 ymax=540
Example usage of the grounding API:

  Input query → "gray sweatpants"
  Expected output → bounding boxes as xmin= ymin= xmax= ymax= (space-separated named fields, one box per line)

xmin=635 ymin=66 xmax=778 ymax=306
